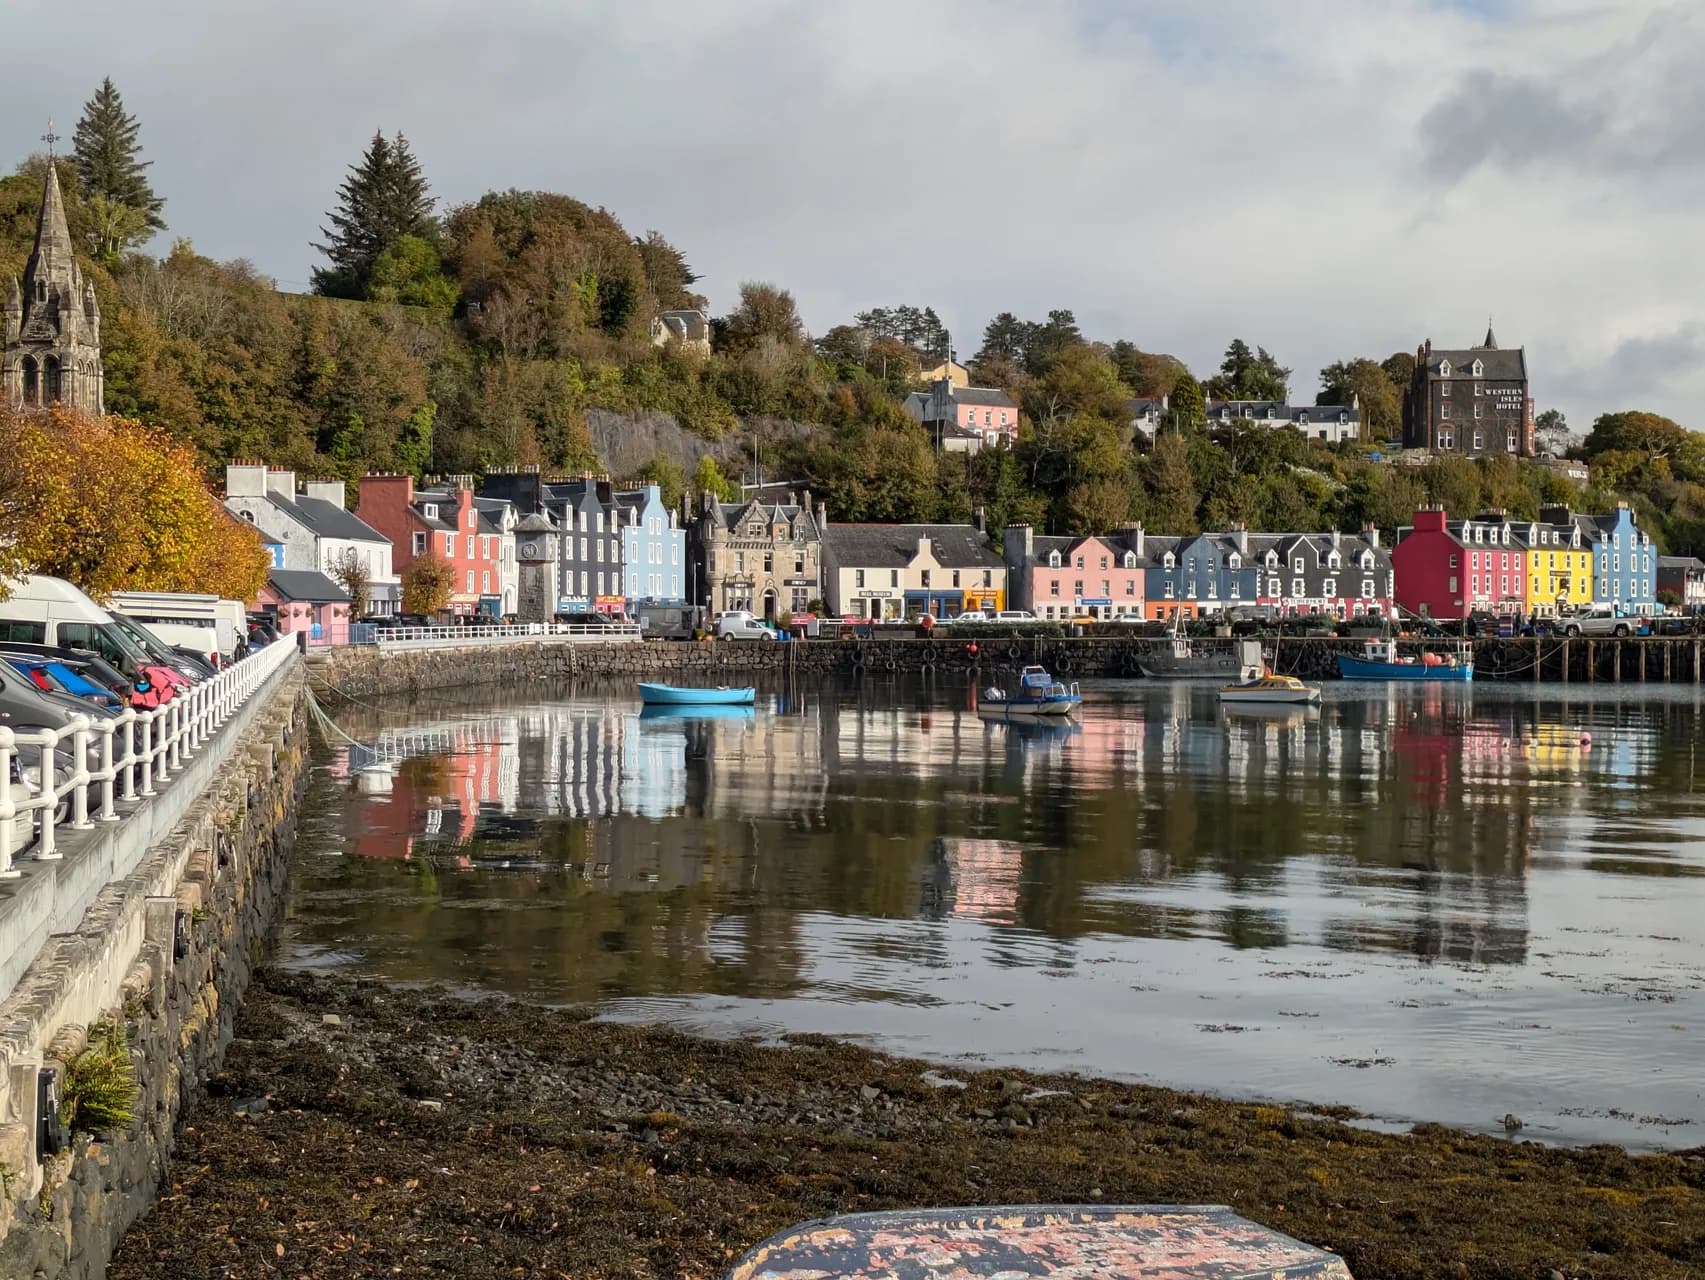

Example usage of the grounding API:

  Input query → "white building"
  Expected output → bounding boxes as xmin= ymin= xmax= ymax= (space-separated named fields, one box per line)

xmin=224 ymin=464 xmax=399 ymax=609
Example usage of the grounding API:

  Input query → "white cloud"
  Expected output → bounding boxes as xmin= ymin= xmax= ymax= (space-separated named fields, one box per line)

xmin=0 ymin=0 xmax=1697 ymax=431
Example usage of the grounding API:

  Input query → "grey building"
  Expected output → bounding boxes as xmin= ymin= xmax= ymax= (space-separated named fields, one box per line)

xmin=225 ymin=464 xmax=400 ymax=607
xmin=480 ymin=471 xmax=624 ymax=613
xmin=1204 ymin=399 xmax=1362 ymax=445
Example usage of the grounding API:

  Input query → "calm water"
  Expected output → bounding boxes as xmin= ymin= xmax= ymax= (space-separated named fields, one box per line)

xmin=282 ymin=677 xmax=1705 ymax=1149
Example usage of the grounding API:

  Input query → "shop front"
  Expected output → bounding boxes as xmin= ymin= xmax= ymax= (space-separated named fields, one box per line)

xmin=961 ymin=586 xmax=1005 ymax=613
xmin=903 ymin=588 xmax=961 ymax=619
xmin=594 ymin=594 xmax=627 ymax=617
xmin=849 ymin=590 xmax=898 ymax=621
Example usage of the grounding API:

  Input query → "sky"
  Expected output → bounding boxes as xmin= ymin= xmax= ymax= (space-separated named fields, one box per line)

xmin=2 ymin=0 xmax=1700 ymax=432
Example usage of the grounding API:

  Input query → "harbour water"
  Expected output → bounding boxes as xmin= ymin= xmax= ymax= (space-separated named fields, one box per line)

xmin=283 ymin=678 xmax=1705 ymax=1149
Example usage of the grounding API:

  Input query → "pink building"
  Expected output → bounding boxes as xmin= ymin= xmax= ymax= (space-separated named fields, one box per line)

xmin=905 ymin=380 xmax=1019 ymax=451
xmin=257 ymin=568 xmax=351 ymax=645
xmin=1393 ymin=507 xmax=1526 ymax=621
xmin=1001 ymin=528 xmax=1146 ymax=620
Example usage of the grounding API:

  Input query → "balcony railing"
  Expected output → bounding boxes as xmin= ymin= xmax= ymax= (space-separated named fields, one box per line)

xmin=0 ymin=636 xmax=299 ymax=878
xmin=360 ymin=622 xmax=643 ymax=650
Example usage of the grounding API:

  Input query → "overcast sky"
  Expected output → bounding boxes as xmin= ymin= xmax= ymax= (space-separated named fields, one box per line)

xmin=3 ymin=0 xmax=1699 ymax=430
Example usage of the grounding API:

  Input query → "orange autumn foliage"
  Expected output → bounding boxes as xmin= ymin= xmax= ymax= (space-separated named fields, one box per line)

xmin=0 ymin=405 xmax=270 ymax=602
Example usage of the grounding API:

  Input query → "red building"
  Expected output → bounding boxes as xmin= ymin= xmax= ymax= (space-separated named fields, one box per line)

xmin=357 ymin=474 xmax=503 ymax=616
xmin=1393 ymin=507 xmax=1526 ymax=621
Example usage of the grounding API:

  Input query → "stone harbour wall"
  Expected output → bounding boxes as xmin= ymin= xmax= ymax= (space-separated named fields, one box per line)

xmin=0 ymin=667 xmax=310 ymax=1280
xmin=313 ymin=634 xmax=1705 ymax=700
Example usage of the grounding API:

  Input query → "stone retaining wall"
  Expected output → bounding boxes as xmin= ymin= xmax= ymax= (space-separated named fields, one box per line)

xmin=0 ymin=668 xmax=310 ymax=1280
xmin=313 ymin=634 xmax=1705 ymax=700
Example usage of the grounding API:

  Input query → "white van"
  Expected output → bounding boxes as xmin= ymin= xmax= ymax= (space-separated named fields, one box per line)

xmin=107 ymin=591 xmax=240 ymax=666
xmin=0 ymin=575 xmax=160 ymax=677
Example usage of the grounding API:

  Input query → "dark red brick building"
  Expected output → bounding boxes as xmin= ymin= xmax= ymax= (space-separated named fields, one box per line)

xmin=1401 ymin=326 xmax=1533 ymax=458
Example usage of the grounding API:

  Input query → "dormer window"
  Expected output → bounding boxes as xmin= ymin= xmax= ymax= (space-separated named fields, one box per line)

xmin=1228 ymin=554 xmax=1241 ymax=569
xmin=1162 ymin=553 xmax=1175 ymax=569
xmin=1265 ymin=552 xmax=1278 ymax=568
xmin=1328 ymin=553 xmax=1340 ymax=569
xmin=1439 ymin=360 xmax=1452 ymax=377
xmin=422 ymin=503 xmax=438 ymax=520
xmin=1471 ymin=360 xmax=1483 ymax=378
xmin=1361 ymin=552 xmax=1373 ymax=569
xmin=1123 ymin=551 xmax=1136 ymax=569
xmin=1048 ymin=551 xmax=1061 ymax=569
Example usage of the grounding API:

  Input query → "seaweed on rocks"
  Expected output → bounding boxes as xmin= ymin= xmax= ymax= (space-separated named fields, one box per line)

xmin=109 ymin=967 xmax=1705 ymax=1280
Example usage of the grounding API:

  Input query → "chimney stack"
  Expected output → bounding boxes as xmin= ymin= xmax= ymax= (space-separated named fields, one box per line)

xmin=225 ymin=463 xmax=268 ymax=498
xmin=303 ymin=478 xmax=346 ymax=509
xmin=265 ymin=469 xmax=296 ymax=500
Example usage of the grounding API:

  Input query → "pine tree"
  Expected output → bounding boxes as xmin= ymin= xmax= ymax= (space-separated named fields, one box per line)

xmin=312 ymin=130 xmax=436 ymax=300
xmin=72 ymin=77 xmax=165 ymax=259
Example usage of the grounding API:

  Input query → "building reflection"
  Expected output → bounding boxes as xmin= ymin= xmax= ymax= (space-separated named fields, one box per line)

xmin=307 ymin=681 xmax=1693 ymax=998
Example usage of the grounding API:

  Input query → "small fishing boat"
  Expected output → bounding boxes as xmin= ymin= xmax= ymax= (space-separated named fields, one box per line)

xmin=976 ymin=664 xmax=1082 ymax=719
xmin=725 ymin=1204 xmax=1355 ymax=1279
xmin=1337 ymin=637 xmax=1472 ymax=682
xmin=637 ymin=682 xmax=755 ymax=706
xmin=1218 ymin=672 xmax=1321 ymax=705
xmin=1138 ymin=620 xmax=1264 ymax=681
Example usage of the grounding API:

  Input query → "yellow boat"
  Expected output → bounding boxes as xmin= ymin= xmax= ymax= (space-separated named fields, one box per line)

xmin=1218 ymin=672 xmax=1322 ymax=705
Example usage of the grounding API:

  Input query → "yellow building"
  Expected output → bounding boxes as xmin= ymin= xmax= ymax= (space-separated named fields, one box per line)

xmin=1522 ymin=519 xmax=1594 ymax=615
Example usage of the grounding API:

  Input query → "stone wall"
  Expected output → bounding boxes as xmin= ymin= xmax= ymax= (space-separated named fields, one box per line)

xmin=0 ymin=668 xmax=310 ymax=1280
xmin=312 ymin=633 xmax=1705 ymax=701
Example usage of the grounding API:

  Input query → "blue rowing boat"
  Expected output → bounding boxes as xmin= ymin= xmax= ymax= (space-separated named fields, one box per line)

xmin=637 ymin=682 xmax=755 ymax=706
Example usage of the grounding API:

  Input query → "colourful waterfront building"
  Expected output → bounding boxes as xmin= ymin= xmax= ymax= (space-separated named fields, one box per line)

xmin=1393 ymin=507 xmax=1527 ymax=621
xmin=1519 ymin=513 xmax=1593 ymax=616
xmin=823 ymin=523 xmax=1005 ymax=620
xmin=1558 ymin=503 xmax=1655 ymax=612
xmin=1002 ymin=527 xmax=1144 ymax=621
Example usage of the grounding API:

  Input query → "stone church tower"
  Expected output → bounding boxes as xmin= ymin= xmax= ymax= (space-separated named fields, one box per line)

xmin=2 ymin=162 xmax=104 ymax=415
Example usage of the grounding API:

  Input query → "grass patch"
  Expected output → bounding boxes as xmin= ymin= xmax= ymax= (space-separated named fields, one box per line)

xmin=60 ymin=1018 xmax=137 ymax=1136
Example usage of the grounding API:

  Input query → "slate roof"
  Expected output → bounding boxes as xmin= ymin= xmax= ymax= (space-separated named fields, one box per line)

xmin=953 ymin=386 xmax=1017 ymax=409
xmin=265 ymin=493 xmax=389 ymax=543
xmin=1658 ymin=555 xmax=1705 ymax=570
xmin=267 ymin=569 xmax=350 ymax=603
xmin=657 ymin=309 xmax=709 ymax=341
xmin=1423 ymin=347 xmax=1528 ymax=381
xmin=1206 ymin=401 xmax=1357 ymax=425
xmin=1126 ymin=397 xmax=1168 ymax=417
xmin=515 ymin=512 xmax=557 ymax=534
xmin=824 ymin=524 xmax=1003 ymax=570
xmin=471 ymin=497 xmax=514 ymax=535
xmin=708 ymin=496 xmax=823 ymax=540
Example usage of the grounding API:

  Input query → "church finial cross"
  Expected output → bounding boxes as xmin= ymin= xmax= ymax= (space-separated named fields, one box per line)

xmin=41 ymin=120 xmax=59 ymax=156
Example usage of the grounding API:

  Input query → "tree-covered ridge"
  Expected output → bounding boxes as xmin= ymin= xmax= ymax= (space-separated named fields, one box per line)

xmin=4 ymin=90 xmax=1702 ymax=558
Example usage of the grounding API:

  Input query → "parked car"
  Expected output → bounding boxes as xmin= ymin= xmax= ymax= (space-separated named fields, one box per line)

xmin=1558 ymin=606 xmax=1636 ymax=638
xmin=0 ymin=642 xmax=133 ymax=703
xmin=950 ymin=611 xmax=989 ymax=625
xmin=5 ymin=657 xmax=124 ymax=710
xmin=0 ymin=575 xmax=190 ymax=700
xmin=714 ymin=611 xmax=775 ymax=641
xmin=993 ymin=610 xmax=1036 ymax=623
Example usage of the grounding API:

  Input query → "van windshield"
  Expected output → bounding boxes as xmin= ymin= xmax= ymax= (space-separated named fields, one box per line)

xmin=54 ymin=619 xmax=149 ymax=671
xmin=106 ymin=612 xmax=178 ymax=662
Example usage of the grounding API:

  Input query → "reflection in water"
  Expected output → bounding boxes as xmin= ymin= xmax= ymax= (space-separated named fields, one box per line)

xmin=288 ymin=680 xmax=1705 ymax=1149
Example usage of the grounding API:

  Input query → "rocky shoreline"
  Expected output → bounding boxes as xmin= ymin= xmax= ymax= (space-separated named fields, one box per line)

xmin=110 ymin=967 xmax=1703 ymax=1279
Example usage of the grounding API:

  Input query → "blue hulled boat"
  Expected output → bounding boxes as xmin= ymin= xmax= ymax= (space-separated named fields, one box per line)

xmin=637 ymin=682 xmax=756 ymax=706
xmin=1337 ymin=638 xmax=1473 ymax=682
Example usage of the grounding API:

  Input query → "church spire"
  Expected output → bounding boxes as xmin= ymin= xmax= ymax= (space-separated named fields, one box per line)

xmin=1480 ymin=317 xmax=1498 ymax=350
xmin=27 ymin=160 xmax=78 ymax=294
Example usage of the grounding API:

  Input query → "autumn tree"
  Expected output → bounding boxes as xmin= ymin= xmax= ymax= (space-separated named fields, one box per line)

xmin=0 ymin=407 xmax=268 ymax=601
xmin=329 ymin=546 xmax=373 ymax=618
xmin=1317 ymin=358 xmax=1398 ymax=440
xmin=1109 ymin=340 xmax=1185 ymax=398
xmin=314 ymin=130 xmax=436 ymax=300
xmin=716 ymin=282 xmax=806 ymax=357
xmin=401 ymin=551 xmax=454 ymax=614
xmin=73 ymin=77 xmax=165 ymax=260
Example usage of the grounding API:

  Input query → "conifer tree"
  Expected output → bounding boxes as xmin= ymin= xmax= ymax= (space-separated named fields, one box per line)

xmin=72 ymin=77 xmax=165 ymax=259
xmin=312 ymin=130 xmax=436 ymax=299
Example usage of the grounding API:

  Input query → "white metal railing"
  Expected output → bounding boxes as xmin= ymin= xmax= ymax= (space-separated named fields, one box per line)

xmin=0 ymin=637 xmax=298 ymax=878
xmin=368 ymin=622 xmax=643 ymax=651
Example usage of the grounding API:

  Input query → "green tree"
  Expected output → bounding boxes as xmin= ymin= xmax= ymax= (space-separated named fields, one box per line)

xmin=1027 ymin=344 xmax=1131 ymax=424
xmin=1168 ymin=369 xmax=1205 ymax=429
xmin=716 ymin=282 xmax=806 ymax=358
xmin=631 ymin=453 xmax=688 ymax=511
xmin=1381 ymin=351 xmax=1416 ymax=394
xmin=368 ymin=234 xmax=458 ymax=310
xmin=634 ymin=231 xmax=702 ymax=310
xmin=72 ymin=77 xmax=165 ymax=259
xmin=1109 ymin=340 xmax=1185 ymax=398
xmin=1206 ymin=339 xmax=1289 ymax=402
xmin=313 ymin=130 xmax=436 ymax=300
xmin=976 ymin=312 xmax=1029 ymax=362
xmin=1145 ymin=433 xmax=1199 ymax=533
xmin=1317 ymin=358 xmax=1397 ymax=440
xmin=692 ymin=454 xmax=739 ymax=503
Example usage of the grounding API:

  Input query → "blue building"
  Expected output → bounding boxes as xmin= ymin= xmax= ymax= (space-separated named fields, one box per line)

xmin=613 ymin=484 xmax=686 ymax=605
xmin=1552 ymin=503 xmax=1655 ymax=611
